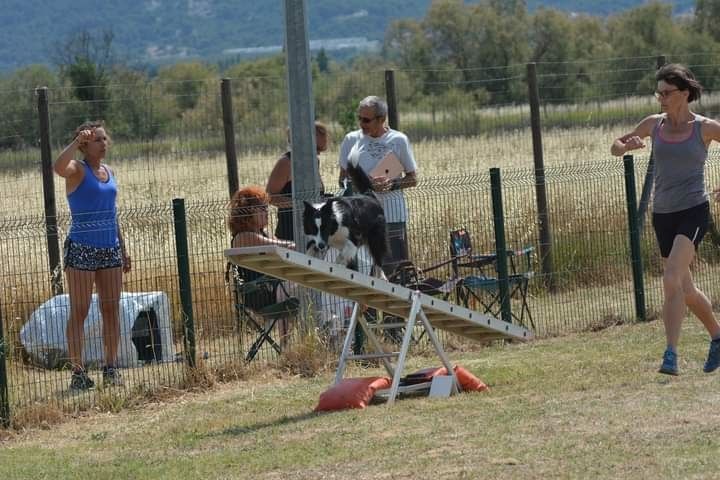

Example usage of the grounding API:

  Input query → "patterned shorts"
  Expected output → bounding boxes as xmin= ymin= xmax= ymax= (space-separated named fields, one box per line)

xmin=63 ymin=238 xmax=122 ymax=271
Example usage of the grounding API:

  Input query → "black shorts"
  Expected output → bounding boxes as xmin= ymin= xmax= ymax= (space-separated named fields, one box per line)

xmin=652 ymin=201 xmax=709 ymax=258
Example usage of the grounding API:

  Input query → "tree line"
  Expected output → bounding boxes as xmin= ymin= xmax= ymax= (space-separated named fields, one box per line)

xmin=2 ymin=0 xmax=720 ymax=151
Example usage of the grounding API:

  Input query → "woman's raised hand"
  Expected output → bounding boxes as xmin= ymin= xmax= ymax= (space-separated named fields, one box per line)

xmin=75 ymin=129 xmax=95 ymax=147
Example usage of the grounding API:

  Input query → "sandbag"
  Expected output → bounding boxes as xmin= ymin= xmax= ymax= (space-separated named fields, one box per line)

xmin=315 ymin=376 xmax=391 ymax=412
xmin=405 ymin=365 xmax=489 ymax=392
xmin=453 ymin=365 xmax=489 ymax=392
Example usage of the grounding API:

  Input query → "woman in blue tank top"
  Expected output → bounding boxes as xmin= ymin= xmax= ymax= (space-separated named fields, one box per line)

xmin=54 ymin=121 xmax=130 ymax=390
xmin=612 ymin=64 xmax=720 ymax=376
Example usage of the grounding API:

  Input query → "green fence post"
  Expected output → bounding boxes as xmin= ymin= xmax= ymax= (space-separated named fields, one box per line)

xmin=0 ymin=297 xmax=10 ymax=427
xmin=490 ymin=168 xmax=512 ymax=324
xmin=172 ymin=198 xmax=197 ymax=367
xmin=623 ymin=155 xmax=646 ymax=321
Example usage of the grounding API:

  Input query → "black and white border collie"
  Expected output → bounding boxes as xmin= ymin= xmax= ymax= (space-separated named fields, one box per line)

xmin=303 ymin=164 xmax=388 ymax=278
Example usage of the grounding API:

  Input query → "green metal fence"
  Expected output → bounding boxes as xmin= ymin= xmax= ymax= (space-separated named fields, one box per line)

xmin=4 ymin=157 xmax=720 ymax=422
xmin=3 ymin=55 xmax=720 ymax=423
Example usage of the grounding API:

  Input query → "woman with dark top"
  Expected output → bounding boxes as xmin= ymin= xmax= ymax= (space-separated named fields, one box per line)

xmin=53 ymin=121 xmax=131 ymax=390
xmin=266 ymin=121 xmax=328 ymax=240
xmin=611 ymin=64 xmax=720 ymax=375
xmin=228 ymin=186 xmax=295 ymax=342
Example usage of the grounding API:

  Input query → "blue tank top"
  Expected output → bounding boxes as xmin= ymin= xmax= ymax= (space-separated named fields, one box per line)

xmin=652 ymin=115 xmax=708 ymax=214
xmin=67 ymin=161 xmax=119 ymax=248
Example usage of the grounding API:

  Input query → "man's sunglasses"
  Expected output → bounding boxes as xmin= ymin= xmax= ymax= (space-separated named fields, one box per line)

xmin=358 ymin=115 xmax=379 ymax=124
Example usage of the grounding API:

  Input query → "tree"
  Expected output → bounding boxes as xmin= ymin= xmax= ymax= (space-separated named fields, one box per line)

xmin=54 ymin=30 xmax=115 ymax=120
xmin=460 ymin=1 xmax=530 ymax=102
xmin=383 ymin=19 xmax=450 ymax=96
xmin=316 ymin=48 xmax=329 ymax=73
xmin=224 ymin=55 xmax=288 ymax=141
xmin=694 ymin=0 xmax=720 ymax=41
xmin=106 ymin=67 xmax=162 ymax=140
xmin=0 ymin=65 xmax=58 ymax=149
xmin=156 ymin=62 xmax=217 ymax=111
xmin=384 ymin=0 xmax=530 ymax=103
xmin=606 ymin=3 xmax=678 ymax=95
xmin=567 ymin=15 xmax=614 ymax=100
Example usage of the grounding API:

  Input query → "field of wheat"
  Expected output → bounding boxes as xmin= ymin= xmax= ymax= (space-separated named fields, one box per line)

xmin=4 ymin=116 xmax=720 ymax=368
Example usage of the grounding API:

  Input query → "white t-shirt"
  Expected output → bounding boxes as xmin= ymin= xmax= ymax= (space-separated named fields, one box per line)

xmin=338 ymin=129 xmax=418 ymax=223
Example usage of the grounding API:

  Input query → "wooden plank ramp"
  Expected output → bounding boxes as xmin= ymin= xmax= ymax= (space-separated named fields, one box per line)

xmin=225 ymin=245 xmax=532 ymax=343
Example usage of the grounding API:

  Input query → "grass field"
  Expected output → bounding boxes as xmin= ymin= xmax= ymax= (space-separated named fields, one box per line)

xmin=1 ymin=317 xmax=719 ymax=479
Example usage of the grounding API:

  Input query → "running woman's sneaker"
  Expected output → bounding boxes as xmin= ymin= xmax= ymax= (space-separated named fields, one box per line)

xmin=659 ymin=348 xmax=679 ymax=376
xmin=703 ymin=338 xmax=720 ymax=373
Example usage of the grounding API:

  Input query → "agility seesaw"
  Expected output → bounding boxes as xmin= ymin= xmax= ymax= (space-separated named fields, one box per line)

xmin=225 ymin=245 xmax=532 ymax=403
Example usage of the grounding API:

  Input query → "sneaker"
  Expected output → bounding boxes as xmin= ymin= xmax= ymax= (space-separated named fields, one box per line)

xmin=703 ymin=339 xmax=720 ymax=373
xmin=69 ymin=369 xmax=95 ymax=390
xmin=659 ymin=349 xmax=679 ymax=376
xmin=102 ymin=366 xmax=124 ymax=387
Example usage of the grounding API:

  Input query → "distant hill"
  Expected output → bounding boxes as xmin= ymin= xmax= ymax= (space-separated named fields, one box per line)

xmin=528 ymin=0 xmax=692 ymax=16
xmin=0 ymin=0 xmax=695 ymax=72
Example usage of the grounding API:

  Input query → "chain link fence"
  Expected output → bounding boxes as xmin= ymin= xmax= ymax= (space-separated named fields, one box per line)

xmin=3 ymin=56 xmax=720 ymax=422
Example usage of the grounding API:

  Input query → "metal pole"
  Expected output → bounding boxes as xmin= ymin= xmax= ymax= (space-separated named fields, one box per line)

xmin=283 ymin=0 xmax=320 ymax=244
xmin=221 ymin=78 xmax=239 ymax=198
xmin=385 ymin=69 xmax=399 ymax=130
xmin=37 ymin=87 xmax=63 ymax=296
xmin=526 ymin=63 xmax=555 ymax=291
xmin=624 ymin=156 xmax=646 ymax=321
xmin=284 ymin=0 xmax=321 ymax=334
xmin=172 ymin=198 xmax=196 ymax=367
xmin=490 ymin=168 xmax=511 ymax=324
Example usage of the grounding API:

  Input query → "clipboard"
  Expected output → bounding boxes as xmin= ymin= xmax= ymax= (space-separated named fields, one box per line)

xmin=369 ymin=151 xmax=404 ymax=179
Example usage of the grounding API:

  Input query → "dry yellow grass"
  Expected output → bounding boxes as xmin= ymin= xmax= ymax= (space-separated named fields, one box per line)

xmin=0 ymin=123 xmax=636 ymax=214
xmin=3 ymin=122 xmax=720 ymax=336
xmin=3 ymin=120 xmax=720 ymax=385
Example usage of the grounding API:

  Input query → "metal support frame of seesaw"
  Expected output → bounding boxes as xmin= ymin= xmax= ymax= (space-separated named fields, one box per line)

xmin=225 ymin=245 xmax=532 ymax=404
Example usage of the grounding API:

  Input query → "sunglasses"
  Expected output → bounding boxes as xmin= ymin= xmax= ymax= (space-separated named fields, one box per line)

xmin=358 ymin=115 xmax=378 ymax=124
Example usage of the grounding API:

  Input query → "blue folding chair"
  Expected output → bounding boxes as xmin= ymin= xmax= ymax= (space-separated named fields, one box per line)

xmin=449 ymin=228 xmax=535 ymax=330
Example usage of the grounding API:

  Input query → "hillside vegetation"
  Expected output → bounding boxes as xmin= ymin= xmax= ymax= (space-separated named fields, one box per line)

xmin=0 ymin=0 xmax=694 ymax=71
xmin=1 ymin=1 xmax=719 ymax=154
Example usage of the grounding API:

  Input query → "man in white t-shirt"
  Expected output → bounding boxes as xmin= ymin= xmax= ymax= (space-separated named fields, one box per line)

xmin=338 ymin=96 xmax=418 ymax=276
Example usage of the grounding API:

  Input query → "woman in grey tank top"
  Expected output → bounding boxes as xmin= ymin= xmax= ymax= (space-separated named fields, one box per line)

xmin=611 ymin=64 xmax=720 ymax=376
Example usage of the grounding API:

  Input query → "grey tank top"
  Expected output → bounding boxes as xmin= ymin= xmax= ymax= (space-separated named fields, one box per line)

xmin=652 ymin=115 xmax=708 ymax=214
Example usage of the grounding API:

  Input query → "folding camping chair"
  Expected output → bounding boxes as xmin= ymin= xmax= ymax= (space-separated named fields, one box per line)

xmin=226 ymin=264 xmax=300 ymax=361
xmin=389 ymin=258 xmax=460 ymax=300
xmin=382 ymin=257 xmax=462 ymax=344
xmin=449 ymin=228 xmax=535 ymax=330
